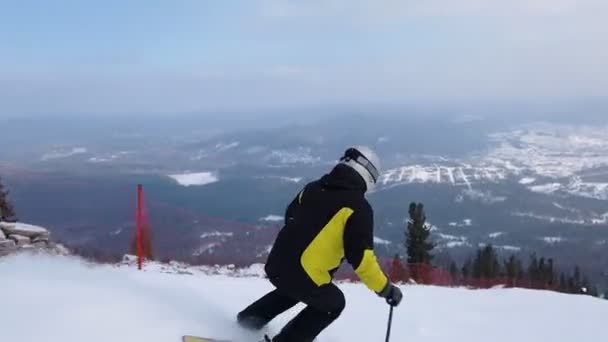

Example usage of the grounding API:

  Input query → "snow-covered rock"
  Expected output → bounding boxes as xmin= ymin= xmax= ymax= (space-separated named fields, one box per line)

xmin=0 ymin=239 xmax=16 ymax=248
xmin=0 ymin=222 xmax=50 ymax=239
xmin=9 ymin=234 xmax=31 ymax=247
xmin=32 ymin=236 xmax=49 ymax=243
xmin=0 ymin=222 xmax=67 ymax=257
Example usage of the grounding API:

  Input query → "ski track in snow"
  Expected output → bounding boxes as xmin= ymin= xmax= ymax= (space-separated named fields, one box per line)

xmin=2 ymin=254 xmax=608 ymax=342
xmin=460 ymin=167 xmax=472 ymax=190
xmin=447 ymin=167 xmax=455 ymax=185
xmin=436 ymin=166 xmax=441 ymax=183
xmin=398 ymin=167 xmax=407 ymax=182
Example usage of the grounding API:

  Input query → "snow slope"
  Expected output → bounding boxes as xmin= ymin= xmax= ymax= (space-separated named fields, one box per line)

xmin=1 ymin=254 xmax=607 ymax=342
xmin=169 ymin=172 xmax=219 ymax=186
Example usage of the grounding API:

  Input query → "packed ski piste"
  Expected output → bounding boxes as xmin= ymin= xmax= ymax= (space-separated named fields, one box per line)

xmin=2 ymin=146 xmax=608 ymax=342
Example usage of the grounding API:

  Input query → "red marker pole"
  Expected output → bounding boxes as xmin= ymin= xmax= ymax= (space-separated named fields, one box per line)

xmin=136 ymin=184 xmax=143 ymax=270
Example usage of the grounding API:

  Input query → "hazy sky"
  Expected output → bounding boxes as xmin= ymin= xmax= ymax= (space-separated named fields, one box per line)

xmin=1 ymin=0 xmax=607 ymax=117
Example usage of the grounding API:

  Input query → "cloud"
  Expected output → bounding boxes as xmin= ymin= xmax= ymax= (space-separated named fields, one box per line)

xmin=259 ymin=0 xmax=606 ymax=19
xmin=1 ymin=0 xmax=606 ymax=116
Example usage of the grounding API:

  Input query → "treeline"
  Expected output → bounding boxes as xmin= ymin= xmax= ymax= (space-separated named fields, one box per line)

xmin=404 ymin=201 xmax=603 ymax=299
xmin=448 ymin=244 xmax=600 ymax=297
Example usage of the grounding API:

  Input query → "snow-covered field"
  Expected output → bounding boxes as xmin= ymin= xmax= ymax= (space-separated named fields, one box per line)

xmin=376 ymin=125 xmax=608 ymax=200
xmin=41 ymin=147 xmax=87 ymax=161
xmin=2 ymin=254 xmax=607 ymax=342
xmin=169 ymin=172 xmax=219 ymax=186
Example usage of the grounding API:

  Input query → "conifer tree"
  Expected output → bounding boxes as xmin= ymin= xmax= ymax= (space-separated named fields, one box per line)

xmin=462 ymin=258 xmax=472 ymax=281
xmin=449 ymin=261 xmax=459 ymax=284
xmin=471 ymin=244 xmax=501 ymax=280
xmin=559 ymin=273 xmax=567 ymax=292
xmin=547 ymin=258 xmax=555 ymax=288
xmin=574 ymin=266 xmax=581 ymax=286
xmin=505 ymin=255 xmax=522 ymax=285
xmin=0 ymin=177 xmax=17 ymax=222
xmin=405 ymin=202 xmax=435 ymax=264
xmin=528 ymin=253 xmax=539 ymax=285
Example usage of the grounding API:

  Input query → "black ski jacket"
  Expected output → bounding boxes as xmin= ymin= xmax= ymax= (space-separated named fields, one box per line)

xmin=265 ymin=164 xmax=388 ymax=294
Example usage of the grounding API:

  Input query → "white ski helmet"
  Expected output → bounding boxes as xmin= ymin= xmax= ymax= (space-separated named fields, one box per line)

xmin=339 ymin=145 xmax=381 ymax=192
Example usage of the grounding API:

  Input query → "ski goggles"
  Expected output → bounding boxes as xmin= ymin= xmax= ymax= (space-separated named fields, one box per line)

xmin=341 ymin=148 xmax=380 ymax=183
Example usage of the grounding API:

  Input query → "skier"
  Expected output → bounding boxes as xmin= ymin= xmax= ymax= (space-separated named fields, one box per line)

xmin=237 ymin=146 xmax=403 ymax=342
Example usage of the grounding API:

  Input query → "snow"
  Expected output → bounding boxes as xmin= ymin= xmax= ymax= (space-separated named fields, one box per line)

xmin=41 ymin=147 xmax=87 ymax=161
xmin=463 ymin=190 xmax=506 ymax=204
xmin=193 ymin=243 xmax=221 ymax=256
xmin=542 ymin=237 xmax=566 ymax=244
xmin=266 ymin=148 xmax=320 ymax=165
xmin=0 ymin=222 xmax=48 ymax=235
xmin=88 ymin=151 xmax=131 ymax=163
xmin=260 ymin=215 xmax=283 ymax=222
xmin=489 ymin=232 xmax=504 ymax=238
xmin=255 ymin=176 xmax=303 ymax=183
xmin=445 ymin=241 xmax=470 ymax=248
xmin=373 ymin=236 xmax=391 ymax=245
xmin=519 ymin=177 xmax=536 ymax=185
xmin=449 ymin=219 xmax=473 ymax=228
xmin=527 ymin=176 xmax=608 ymax=200
xmin=565 ymin=177 xmax=608 ymax=200
xmin=280 ymin=177 xmax=302 ymax=183
xmin=511 ymin=212 xmax=604 ymax=225
xmin=215 ymin=141 xmax=240 ymax=152
xmin=437 ymin=234 xmax=469 ymax=248
xmin=88 ymin=156 xmax=115 ymax=163
xmin=379 ymin=164 xmax=509 ymax=189
xmin=437 ymin=233 xmax=467 ymax=241
xmin=257 ymin=245 xmax=273 ymax=258
xmin=109 ymin=228 xmax=123 ymax=236
xmin=529 ymin=183 xmax=563 ymax=194
xmin=1 ymin=254 xmax=607 ymax=342
xmin=169 ymin=172 xmax=219 ymax=186
xmin=375 ymin=125 xmax=608 ymax=199
xmin=485 ymin=125 xmax=608 ymax=179
xmin=497 ymin=245 xmax=522 ymax=252
xmin=200 ymin=232 xmax=234 ymax=239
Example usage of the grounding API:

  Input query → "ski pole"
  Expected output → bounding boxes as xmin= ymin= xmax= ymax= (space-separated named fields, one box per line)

xmin=385 ymin=304 xmax=394 ymax=342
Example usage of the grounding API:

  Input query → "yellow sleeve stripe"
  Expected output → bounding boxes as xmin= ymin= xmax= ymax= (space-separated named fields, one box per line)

xmin=354 ymin=249 xmax=388 ymax=293
xmin=298 ymin=189 xmax=305 ymax=204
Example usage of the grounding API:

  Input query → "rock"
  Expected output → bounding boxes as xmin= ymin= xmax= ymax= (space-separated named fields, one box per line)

xmin=32 ymin=236 xmax=49 ymax=243
xmin=33 ymin=241 xmax=48 ymax=249
xmin=0 ymin=229 xmax=5 ymax=240
xmin=53 ymin=244 xmax=70 ymax=256
xmin=9 ymin=234 xmax=31 ymax=247
xmin=0 ymin=239 xmax=16 ymax=248
xmin=0 ymin=222 xmax=50 ymax=239
xmin=0 ymin=239 xmax=17 ymax=255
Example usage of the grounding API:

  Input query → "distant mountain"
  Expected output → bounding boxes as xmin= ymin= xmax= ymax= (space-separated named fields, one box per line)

xmin=1 ymin=118 xmax=607 ymax=288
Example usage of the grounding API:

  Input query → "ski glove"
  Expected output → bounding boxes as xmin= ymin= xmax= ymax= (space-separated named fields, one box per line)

xmin=378 ymin=282 xmax=403 ymax=306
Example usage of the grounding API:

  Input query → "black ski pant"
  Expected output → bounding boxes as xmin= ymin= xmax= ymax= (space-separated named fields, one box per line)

xmin=237 ymin=281 xmax=345 ymax=342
